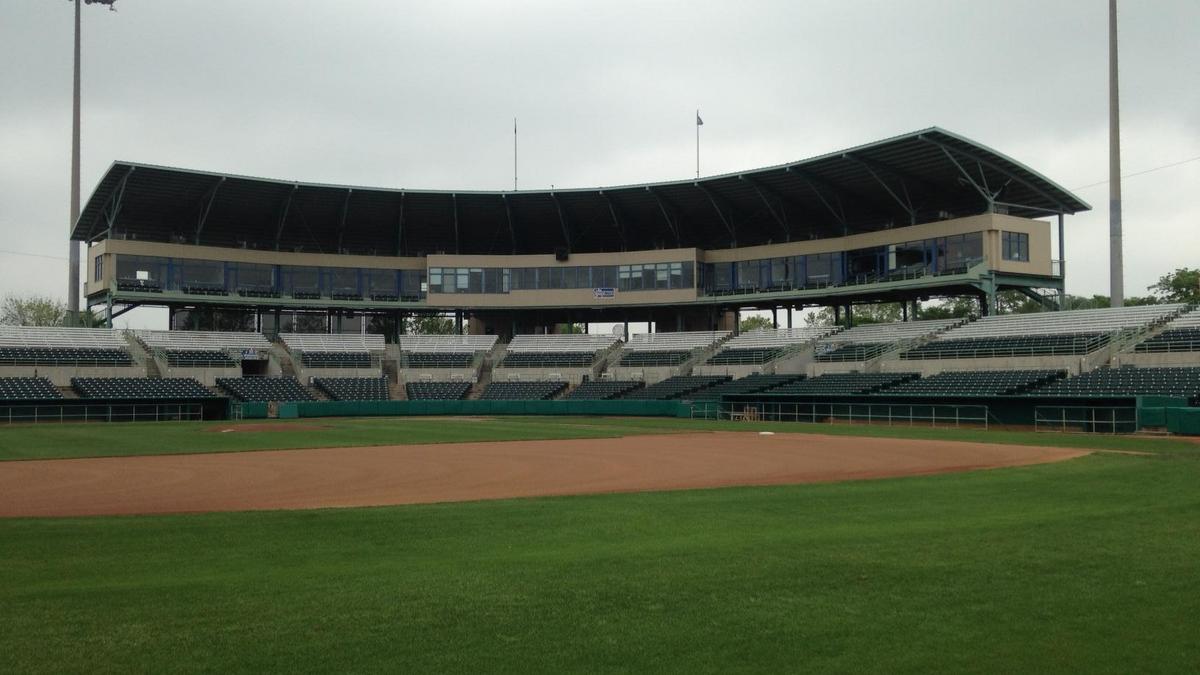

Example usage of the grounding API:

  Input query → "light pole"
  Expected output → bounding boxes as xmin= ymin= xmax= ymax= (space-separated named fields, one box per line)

xmin=1109 ymin=0 xmax=1124 ymax=307
xmin=68 ymin=0 xmax=116 ymax=325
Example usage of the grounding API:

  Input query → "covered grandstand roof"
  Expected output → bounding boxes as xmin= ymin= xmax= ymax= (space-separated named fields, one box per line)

xmin=74 ymin=127 xmax=1090 ymax=256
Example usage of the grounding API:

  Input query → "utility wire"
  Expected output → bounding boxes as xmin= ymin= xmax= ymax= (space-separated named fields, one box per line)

xmin=1071 ymin=154 xmax=1200 ymax=191
xmin=0 ymin=243 xmax=69 ymax=260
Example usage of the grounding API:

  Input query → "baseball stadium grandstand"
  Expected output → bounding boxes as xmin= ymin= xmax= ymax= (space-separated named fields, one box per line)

xmin=0 ymin=127 xmax=1185 ymax=430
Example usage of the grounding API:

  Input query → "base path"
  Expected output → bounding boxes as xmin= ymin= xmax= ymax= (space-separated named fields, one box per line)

xmin=0 ymin=432 xmax=1087 ymax=518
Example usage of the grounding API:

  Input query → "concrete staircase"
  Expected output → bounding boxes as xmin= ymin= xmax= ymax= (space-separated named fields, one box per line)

xmin=122 ymin=330 xmax=162 ymax=378
xmin=273 ymin=344 xmax=299 ymax=378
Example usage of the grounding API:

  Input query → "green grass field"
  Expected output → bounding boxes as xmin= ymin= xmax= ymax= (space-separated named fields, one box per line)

xmin=1 ymin=417 xmax=1198 ymax=673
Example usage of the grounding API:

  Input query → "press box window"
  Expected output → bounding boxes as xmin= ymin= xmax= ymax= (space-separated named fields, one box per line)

xmin=1002 ymin=231 xmax=1029 ymax=262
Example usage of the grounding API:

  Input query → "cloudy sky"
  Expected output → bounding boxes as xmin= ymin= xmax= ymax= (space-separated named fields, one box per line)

xmin=1 ymin=0 xmax=1197 ymax=329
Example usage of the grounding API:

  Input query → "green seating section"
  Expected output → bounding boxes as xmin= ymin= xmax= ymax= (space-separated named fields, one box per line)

xmin=165 ymin=349 xmax=235 ymax=367
xmin=480 ymin=381 xmax=567 ymax=400
xmin=72 ymin=377 xmax=214 ymax=399
xmin=902 ymin=334 xmax=1110 ymax=359
xmin=565 ymin=380 xmax=644 ymax=400
xmin=689 ymin=374 xmax=805 ymax=400
xmin=621 ymin=375 xmax=730 ymax=400
xmin=0 ymin=377 xmax=62 ymax=400
xmin=218 ymin=376 xmax=314 ymax=402
xmin=405 ymin=381 xmax=471 ymax=400
xmin=1135 ymin=328 xmax=1200 ymax=353
xmin=301 ymin=351 xmax=371 ymax=368
xmin=405 ymin=352 xmax=474 ymax=368
xmin=618 ymin=350 xmax=692 ymax=367
xmin=883 ymin=370 xmax=1064 ymax=396
xmin=314 ymin=377 xmax=389 ymax=401
xmin=766 ymin=372 xmax=918 ymax=396
xmin=0 ymin=347 xmax=132 ymax=366
xmin=706 ymin=348 xmax=784 ymax=365
xmin=814 ymin=342 xmax=890 ymax=362
xmin=1032 ymin=367 xmax=1200 ymax=402
xmin=500 ymin=351 xmax=597 ymax=368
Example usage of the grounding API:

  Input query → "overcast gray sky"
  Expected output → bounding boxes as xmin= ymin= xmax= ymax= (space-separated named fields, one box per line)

xmin=1 ymin=0 xmax=1197 ymax=329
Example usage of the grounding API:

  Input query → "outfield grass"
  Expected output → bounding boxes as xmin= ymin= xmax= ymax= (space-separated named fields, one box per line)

xmin=1 ymin=414 xmax=1198 ymax=460
xmin=0 ymin=420 xmax=1198 ymax=672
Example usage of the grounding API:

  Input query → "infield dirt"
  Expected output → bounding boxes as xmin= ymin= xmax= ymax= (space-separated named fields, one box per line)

xmin=0 ymin=431 xmax=1087 ymax=517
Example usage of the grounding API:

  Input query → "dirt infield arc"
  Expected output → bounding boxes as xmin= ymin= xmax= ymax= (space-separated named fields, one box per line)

xmin=0 ymin=432 xmax=1087 ymax=518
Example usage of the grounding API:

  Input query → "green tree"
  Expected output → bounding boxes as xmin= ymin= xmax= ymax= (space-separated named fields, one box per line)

xmin=804 ymin=302 xmax=904 ymax=327
xmin=1148 ymin=268 xmax=1200 ymax=304
xmin=739 ymin=315 xmax=774 ymax=332
xmin=0 ymin=295 xmax=104 ymax=327
xmin=406 ymin=314 xmax=457 ymax=335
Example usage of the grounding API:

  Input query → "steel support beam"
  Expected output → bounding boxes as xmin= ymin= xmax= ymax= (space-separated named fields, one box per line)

xmin=87 ymin=165 xmax=135 ymax=241
xmin=645 ymin=187 xmax=682 ymax=247
xmin=785 ymin=167 xmax=849 ymax=235
xmin=194 ymin=176 xmax=226 ymax=244
xmin=693 ymin=182 xmax=737 ymax=246
xmin=549 ymin=192 xmax=573 ymax=250
xmin=273 ymin=185 xmax=298 ymax=251
xmin=396 ymin=192 xmax=406 ymax=256
xmin=110 ymin=302 xmax=140 ymax=320
xmin=336 ymin=189 xmax=353 ymax=252
xmin=599 ymin=191 xmax=628 ymax=251
xmin=918 ymin=135 xmax=1068 ymax=212
xmin=502 ymin=194 xmax=517 ymax=253
xmin=842 ymin=153 xmax=917 ymax=225
xmin=738 ymin=175 xmax=792 ymax=242
xmin=451 ymin=193 xmax=460 ymax=254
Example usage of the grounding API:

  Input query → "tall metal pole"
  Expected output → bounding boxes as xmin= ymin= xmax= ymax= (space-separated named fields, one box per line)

xmin=68 ymin=0 xmax=82 ymax=325
xmin=513 ymin=117 xmax=518 ymax=191
xmin=695 ymin=109 xmax=700 ymax=179
xmin=1108 ymin=0 xmax=1124 ymax=307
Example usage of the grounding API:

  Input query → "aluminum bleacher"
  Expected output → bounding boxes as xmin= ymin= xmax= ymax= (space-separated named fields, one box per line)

xmin=1134 ymin=308 xmax=1200 ymax=353
xmin=138 ymin=330 xmax=270 ymax=367
xmin=618 ymin=331 xmax=729 ymax=367
xmin=280 ymin=333 xmax=386 ymax=352
xmin=0 ymin=326 xmax=133 ymax=366
xmin=399 ymin=335 xmax=497 ymax=368
xmin=138 ymin=330 xmax=271 ymax=352
xmin=707 ymin=327 xmax=832 ymax=365
xmin=501 ymin=333 xmax=619 ymax=368
xmin=281 ymin=333 xmax=385 ymax=370
xmin=901 ymin=305 xmax=1183 ymax=360
xmin=814 ymin=318 xmax=961 ymax=362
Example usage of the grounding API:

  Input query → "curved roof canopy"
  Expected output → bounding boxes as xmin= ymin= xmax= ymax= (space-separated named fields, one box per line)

xmin=74 ymin=127 xmax=1090 ymax=256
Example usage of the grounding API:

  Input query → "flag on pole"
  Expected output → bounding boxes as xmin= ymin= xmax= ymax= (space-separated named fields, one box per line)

xmin=696 ymin=112 xmax=704 ymax=126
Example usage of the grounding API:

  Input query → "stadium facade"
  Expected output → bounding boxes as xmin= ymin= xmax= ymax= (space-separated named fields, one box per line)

xmin=74 ymin=128 xmax=1089 ymax=338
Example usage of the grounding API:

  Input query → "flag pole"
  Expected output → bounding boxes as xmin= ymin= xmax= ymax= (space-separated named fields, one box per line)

xmin=695 ymin=109 xmax=700 ymax=178
xmin=513 ymin=117 xmax=518 ymax=191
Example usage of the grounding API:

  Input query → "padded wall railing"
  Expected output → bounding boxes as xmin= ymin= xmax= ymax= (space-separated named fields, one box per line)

xmin=292 ymin=399 xmax=691 ymax=418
